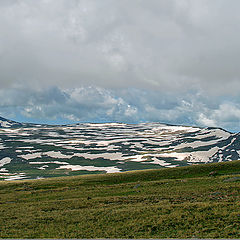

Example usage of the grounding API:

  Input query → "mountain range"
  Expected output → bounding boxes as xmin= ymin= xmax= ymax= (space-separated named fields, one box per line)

xmin=0 ymin=116 xmax=239 ymax=180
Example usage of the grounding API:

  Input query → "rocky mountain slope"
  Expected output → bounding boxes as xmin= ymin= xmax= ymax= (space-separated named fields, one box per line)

xmin=0 ymin=116 xmax=239 ymax=180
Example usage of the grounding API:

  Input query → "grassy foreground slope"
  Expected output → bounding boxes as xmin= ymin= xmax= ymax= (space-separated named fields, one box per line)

xmin=0 ymin=161 xmax=240 ymax=238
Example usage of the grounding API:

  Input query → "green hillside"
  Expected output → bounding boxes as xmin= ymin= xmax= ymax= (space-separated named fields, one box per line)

xmin=1 ymin=160 xmax=240 ymax=238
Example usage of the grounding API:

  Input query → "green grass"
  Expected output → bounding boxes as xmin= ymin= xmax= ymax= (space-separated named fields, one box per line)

xmin=0 ymin=160 xmax=240 ymax=238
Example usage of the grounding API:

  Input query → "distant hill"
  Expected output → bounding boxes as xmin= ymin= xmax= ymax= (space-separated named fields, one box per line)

xmin=0 ymin=116 xmax=240 ymax=180
xmin=0 ymin=116 xmax=23 ymax=128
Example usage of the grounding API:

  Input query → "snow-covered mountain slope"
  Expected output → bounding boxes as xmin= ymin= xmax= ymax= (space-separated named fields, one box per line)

xmin=0 ymin=116 xmax=23 ymax=128
xmin=0 ymin=118 xmax=239 ymax=180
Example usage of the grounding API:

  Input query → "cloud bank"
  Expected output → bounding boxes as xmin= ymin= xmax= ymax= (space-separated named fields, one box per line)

xmin=1 ymin=86 xmax=240 ymax=132
xmin=0 ymin=0 xmax=240 ymax=131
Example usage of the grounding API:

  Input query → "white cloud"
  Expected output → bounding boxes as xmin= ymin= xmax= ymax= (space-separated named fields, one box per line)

xmin=0 ymin=1 xmax=240 ymax=132
xmin=0 ymin=86 xmax=240 ymax=132
xmin=213 ymin=103 xmax=240 ymax=122
xmin=197 ymin=113 xmax=217 ymax=127
xmin=0 ymin=0 xmax=240 ymax=94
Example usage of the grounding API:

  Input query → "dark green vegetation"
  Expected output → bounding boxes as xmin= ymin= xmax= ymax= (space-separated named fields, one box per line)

xmin=0 ymin=160 xmax=240 ymax=238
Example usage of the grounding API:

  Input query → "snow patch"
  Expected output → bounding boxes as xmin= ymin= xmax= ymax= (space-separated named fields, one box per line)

xmin=0 ymin=157 xmax=11 ymax=167
xmin=0 ymin=120 xmax=11 ymax=128
xmin=57 ymin=165 xmax=121 ymax=173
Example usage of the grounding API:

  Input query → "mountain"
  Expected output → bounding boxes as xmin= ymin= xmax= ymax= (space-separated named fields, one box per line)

xmin=0 ymin=116 xmax=23 ymax=128
xmin=0 ymin=116 xmax=239 ymax=180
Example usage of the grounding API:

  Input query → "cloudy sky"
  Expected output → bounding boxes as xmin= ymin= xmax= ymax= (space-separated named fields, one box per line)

xmin=0 ymin=0 xmax=240 ymax=132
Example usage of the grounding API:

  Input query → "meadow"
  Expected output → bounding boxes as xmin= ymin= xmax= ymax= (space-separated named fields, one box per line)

xmin=0 ymin=160 xmax=240 ymax=238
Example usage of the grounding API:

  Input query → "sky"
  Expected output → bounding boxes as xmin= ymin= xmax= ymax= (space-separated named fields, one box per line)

xmin=0 ymin=0 xmax=240 ymax=132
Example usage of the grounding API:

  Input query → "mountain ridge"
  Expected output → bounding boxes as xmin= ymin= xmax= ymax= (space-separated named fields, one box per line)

xmin=0 ymin=115 xmax=239 ymax=180
xmin=0 ymin=115 xmax=235 ymax=134
xmin=0 ymin=116 xmax=23 ymax=128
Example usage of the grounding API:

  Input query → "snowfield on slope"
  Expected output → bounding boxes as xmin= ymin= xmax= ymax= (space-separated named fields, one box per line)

xmin=0 ymin=118 xmax=239 ymax=180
